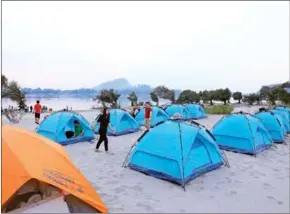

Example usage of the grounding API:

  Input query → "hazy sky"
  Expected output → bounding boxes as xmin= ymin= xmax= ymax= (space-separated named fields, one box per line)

xmin=2 ymin=1 xmax=289 ymax=93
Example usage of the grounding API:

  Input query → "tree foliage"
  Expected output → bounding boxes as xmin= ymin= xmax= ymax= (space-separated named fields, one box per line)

xmin=94 ymin=89 xmax=121 ymax=108
xmin=208 ymin=90 xmax=217 ymax=105
xmin=215 ymin=88 xmax=232 ymax=105
xmin=243 ymin=93 xmax=259 ymax=105
xmin=1 ymin=75 xmax=27 ymax=109
xmin=233 ymin=91 xmax=243 ymax=104
xmin=153 ymin=85 xmax=175 ymax=101
xmin=177 ymin=90 xmax=200 ymax=104
xmin=200 ymin=90 xmax=209 ymax=104
xmin=150 ymin=92 xmax=159 ymax=106
xmin=259 ymin=86 xmax=290 ymax=105
xmin=127 ymin=91 xmax=138 ymax=106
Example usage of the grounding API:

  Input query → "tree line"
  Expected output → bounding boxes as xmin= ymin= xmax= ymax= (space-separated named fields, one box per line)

xmin=95 ymin=83 xmax=290 ymax=108
xmin=2 ymin=73 xmax=289 ymax=110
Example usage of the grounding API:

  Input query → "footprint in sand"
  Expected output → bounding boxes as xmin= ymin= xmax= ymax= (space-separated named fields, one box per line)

xmin=230 ymin=172 xmax=236 ymax=176
xmin=196 ymin=180 xmax=204 ymax=185
xmin=263 ymin=183 xmax=271 ymax=189
xmin=130 ymin=185 xmax=143 ymax=192
xmin=267 ymin=196 xmax=275 ymax=200
xmin=114 ymin=187 xmax=125 ymax=194
xmin=277 ymin=201 xmax=284 ymax=205
xmin=136 ymin=202 xmax=154 ymax=212
xmin=199 ymin=186 xmax=205 ymax=191
xmin=229 ymin=190 xmax=237 ymax=195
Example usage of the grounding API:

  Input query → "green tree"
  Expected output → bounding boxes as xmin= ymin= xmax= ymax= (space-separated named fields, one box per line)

xmin=127 ymin=91 xmax=138 ymax=106
xmin=1 ymin=75 xmax=27 ymax=109
xmin=208 ymin=90 xmax=217 ymax=105
xmin=233 ymin=91 xmax=243 ymax=104
xmin=1 ymin=74 xmax=8 ymax=91
xmin=201 ymin=90 xmax=210 ymax=104
xmin=169 ymin=90 xmax=176 ymax=103
xmin=94 ymin=89 xmax=121 ymax=108
xmin=215 ymin=88 xmax=232 ymax=105
xmin=259 ymin=86 xmax=271 ymax=101
xmin=150 ymin=92 xmax=159 ymax=106
xmin=281 ymin=81 xmax=290 ymax=88
xmin=243 ymin=93 xmax=257 ymax=105
xmin=177 ymin=90 xmax=200 ymax=104
xmin=153 ymin=86 xmax=172 ymax=100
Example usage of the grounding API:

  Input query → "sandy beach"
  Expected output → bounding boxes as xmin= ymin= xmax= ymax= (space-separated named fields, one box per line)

xmin=3 ymin=106 xmax=289 ymax=213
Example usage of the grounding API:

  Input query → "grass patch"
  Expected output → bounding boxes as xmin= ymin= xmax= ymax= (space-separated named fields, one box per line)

xmin=205 ymin=105 xmax=234 ymax=115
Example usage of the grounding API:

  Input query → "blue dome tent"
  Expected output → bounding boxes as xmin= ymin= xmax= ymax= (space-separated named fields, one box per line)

xmin=211 ymin=112 xmax=273 ymax=155
xmin=271 ymin=109 xmax=290 ymax=134
xmin=135 ymin=106 xmax=169 ymax=127
xmin=274 ymin=106 xmax=290 ymax=121
xmin=123 ymin=120 xmax=228 ymax=189
xmin=185 ymin=104 xmax=207 ymax=119
xmin=36 ymin=111 xmax=95 ymax=145
xmin=255 ymin=111 xmax=286 ymax=143
xmin=164 ymin=104 xmax=192 ymax=120
xmin=92 ymin=109 xmax=140 ymax=136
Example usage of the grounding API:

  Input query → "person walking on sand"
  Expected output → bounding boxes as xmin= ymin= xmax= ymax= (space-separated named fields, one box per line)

xmin=34 ymin=100 xmax=42 ymax=124
xmin=95 ymin=108 xmax=115 ymax=154
xmin=144 ymin=102 xmax=152 ymax=130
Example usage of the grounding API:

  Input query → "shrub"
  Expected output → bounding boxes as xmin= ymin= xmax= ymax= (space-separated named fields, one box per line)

xmin=205 ymin=105 xmax=233 ymax=115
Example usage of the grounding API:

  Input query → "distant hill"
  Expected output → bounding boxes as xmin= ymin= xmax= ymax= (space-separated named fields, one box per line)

xmin=93 ymin=78 xmax=132 ymax=90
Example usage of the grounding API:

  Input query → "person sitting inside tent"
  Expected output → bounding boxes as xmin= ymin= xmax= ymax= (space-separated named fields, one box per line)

xmin=73 ymin=120 xmax=84 ymax=137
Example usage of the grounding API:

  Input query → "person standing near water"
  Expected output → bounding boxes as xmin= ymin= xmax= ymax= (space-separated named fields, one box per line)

xmin=95 ymin=108 xmax=114 ymax=154
xmin=144 ymin=102 xmax=152 ymax=130
xmin=34 ymin=100 xmax=42 ymax=124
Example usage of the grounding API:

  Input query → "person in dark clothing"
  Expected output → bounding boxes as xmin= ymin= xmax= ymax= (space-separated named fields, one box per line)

xmin=95 ymin=108 xmax=114 ymax=153
xmin=30 ymin=106 xmax=33 ymax=113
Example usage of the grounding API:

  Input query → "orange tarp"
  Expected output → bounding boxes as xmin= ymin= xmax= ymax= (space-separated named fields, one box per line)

xmin=1 ymin=125 xmax=108 ymax=213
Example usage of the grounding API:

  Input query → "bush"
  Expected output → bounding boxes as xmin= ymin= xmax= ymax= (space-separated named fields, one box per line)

xmin=205 ymin=105 xmax=233 ymax=115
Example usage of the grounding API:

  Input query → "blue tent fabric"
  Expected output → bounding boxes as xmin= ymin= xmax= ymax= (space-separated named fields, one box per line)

xmin=211 ymin=113 xmax=273 ymax=155
xmin=164 ymin=105 xmax=192 ymax=120
xmin=125 ymin=120 xmax=224 ymax=186
xmin=93 ymin=109 xmax=140 ymax=136
xmin=135 ymin=106 xmax=169 ymax=127
xmin=271 ymin=109 xmax=290 ymax=134
xmin=255 ymin=111 xmax=286 ymax=143
xmin=275 ymin=106 xmax=290 ymax=118
xmin=185 ymin=104 xmax=207 ymax=119
xmin=274 ymin=106 xmax=290 ymax=126
xmin=36 ymin=111 xmax=95 ymax=145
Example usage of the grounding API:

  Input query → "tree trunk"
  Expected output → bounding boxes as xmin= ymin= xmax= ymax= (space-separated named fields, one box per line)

xmin=210 ymin=100 xmax=213 ymax=105
xmin=238 ymin=99 xmax=241 ymax=104
xmin=224 ymin=100 xmax=227 ymax=105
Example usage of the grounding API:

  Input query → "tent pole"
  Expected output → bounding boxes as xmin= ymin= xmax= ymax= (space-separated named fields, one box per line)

xmin=221 ymin=150 xmax=230 ymax=168
xmin=178 ymin=122 xmax=186 ymax=190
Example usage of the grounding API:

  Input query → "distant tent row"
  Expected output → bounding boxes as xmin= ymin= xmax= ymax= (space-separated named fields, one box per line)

xmin=34 ymin=105 xmax=207 ymax=146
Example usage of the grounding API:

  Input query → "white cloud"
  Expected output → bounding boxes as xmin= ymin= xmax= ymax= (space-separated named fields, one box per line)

xmin=2 ymin=1 xmax=289 ymax=93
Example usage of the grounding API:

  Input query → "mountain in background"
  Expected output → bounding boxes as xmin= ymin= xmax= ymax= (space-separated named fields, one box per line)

xmin=93 ymin=78 xmax=132 ymax=90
